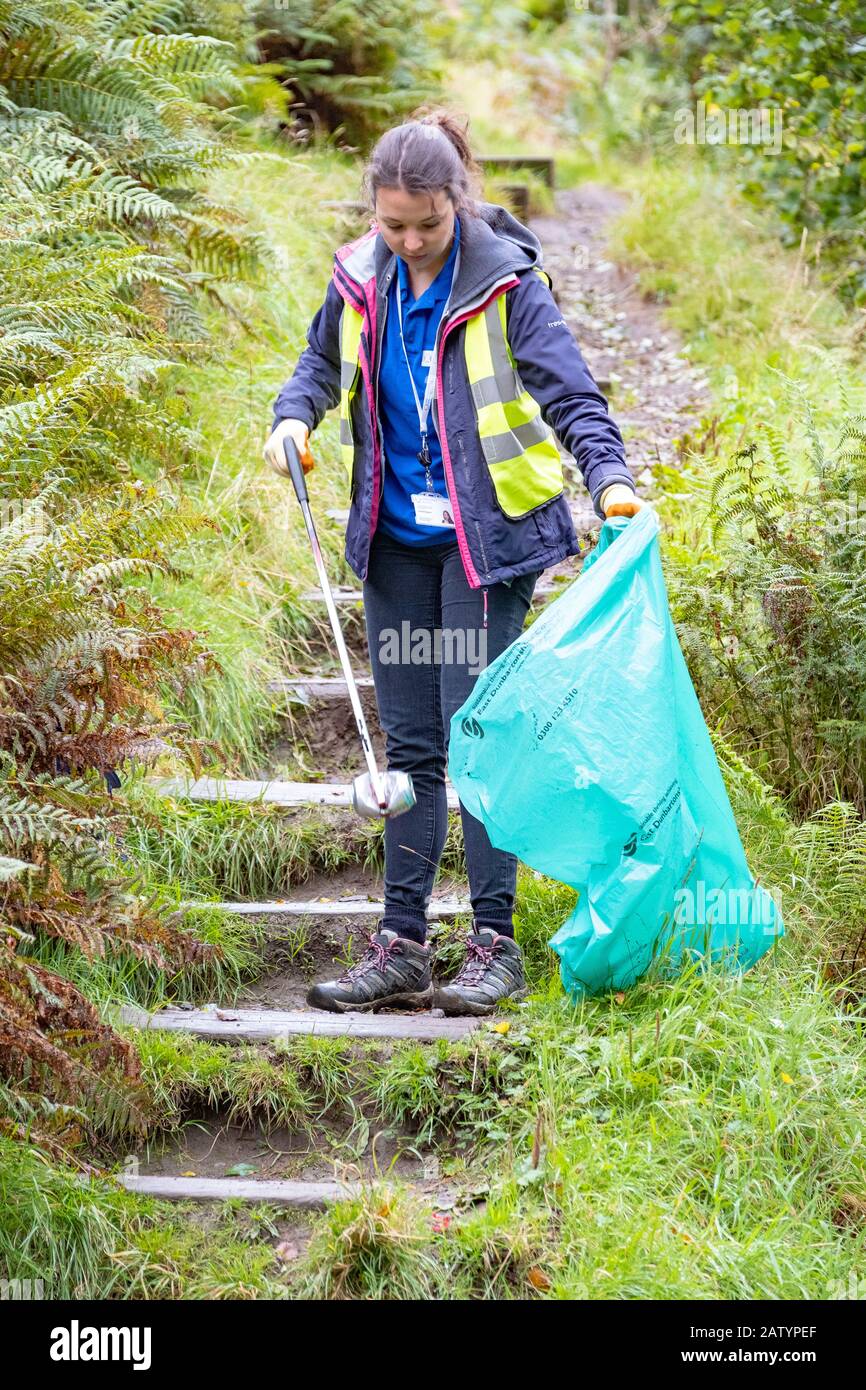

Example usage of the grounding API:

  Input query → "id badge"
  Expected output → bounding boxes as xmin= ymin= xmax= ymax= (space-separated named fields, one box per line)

xmin=411 ymin=492 xmax=455 ymax=528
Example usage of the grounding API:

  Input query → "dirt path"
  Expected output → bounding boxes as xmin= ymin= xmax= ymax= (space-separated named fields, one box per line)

xmin=532 ymin=182 xmax=710 ymax=485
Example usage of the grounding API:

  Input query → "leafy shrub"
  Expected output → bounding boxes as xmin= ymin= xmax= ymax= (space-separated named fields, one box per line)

xmin=0 ymin=0 xmax=271 ymax=490
xmin=660 ymin=0 xmax=866 ymax=300
xmin=0 ymin=0 xmax=272 ymax=1152
xmin=668 ymin=379 xmax=866 ymax=816
xmin=0 ymin=479 xmax=220 ymax=1154
xmin=254 ymin=0 xmax=441 ymax=144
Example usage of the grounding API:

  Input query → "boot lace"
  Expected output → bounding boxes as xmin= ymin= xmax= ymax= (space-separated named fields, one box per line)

xmin=338 ymin=933 xmax=399 ymax=984
xmin=453 ymin=937 xmax=496 ymax=987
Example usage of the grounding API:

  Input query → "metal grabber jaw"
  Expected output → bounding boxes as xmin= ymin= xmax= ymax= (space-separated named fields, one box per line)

xmin=352 ymin=769 xmax=416 ymax=819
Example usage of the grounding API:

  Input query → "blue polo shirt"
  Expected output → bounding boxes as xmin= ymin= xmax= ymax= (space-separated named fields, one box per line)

xmin=376 ymin=219 xmax=460 ymax=546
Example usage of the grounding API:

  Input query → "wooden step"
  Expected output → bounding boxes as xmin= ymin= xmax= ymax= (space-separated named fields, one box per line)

xmin=303 ymin=576 xmax=563 ymax=605
xmin=500 ymin=184 xmax=529 ymax=220
xmin=191 ymin=895 xmax=471 ymax=919
xmin=149 ymin=777 xmax=461 ymax=811
xmin=480 ymin=155 xmax=555 ymax=188
xmin=266 ymin=675 xmax=374 ymax=699
xmin=92 ymin=1173 xmax=363 ymax=1209
xmin=301 ymin=585 xmax=363 ymax=604
xmin=120 ymin=1003 xmax=482 ymax=1042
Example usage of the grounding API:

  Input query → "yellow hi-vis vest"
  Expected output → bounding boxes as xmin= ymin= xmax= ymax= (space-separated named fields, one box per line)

xmin=338 ymin=268 xmax=563 ymax=518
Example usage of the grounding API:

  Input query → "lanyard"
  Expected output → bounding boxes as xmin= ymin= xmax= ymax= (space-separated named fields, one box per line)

xmin=395 ymin=243 xmax=460 ymax=492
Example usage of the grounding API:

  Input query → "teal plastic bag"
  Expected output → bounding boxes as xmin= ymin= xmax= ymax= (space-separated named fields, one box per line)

xmin=449 ymin=507 xmax=783 ymax=998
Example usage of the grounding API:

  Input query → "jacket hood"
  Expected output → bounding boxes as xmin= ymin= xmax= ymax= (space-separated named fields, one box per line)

xmin=334 ymin=202 xmax=544 ymax=315
xmin=474 ymin=200 xmax=543 ymax=270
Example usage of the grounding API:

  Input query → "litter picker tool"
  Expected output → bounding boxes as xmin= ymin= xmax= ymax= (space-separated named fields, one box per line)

xmin=282 ymin=437 xmax=416 ymax=820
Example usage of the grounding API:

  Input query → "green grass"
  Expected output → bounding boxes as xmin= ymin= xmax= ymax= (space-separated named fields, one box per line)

xmin=9 ymin=46 xmax=866 ymax=1300
xmin=144 ymin=144 xmax=367 ymax=772
xmin=0 ymin=1137 xmax=294 ymax=1298
xmin=605 ymin=155 xmax=861 ymax=479
xmin=295 ymin=945 xmax=866 ymax=1299
xmin=295 ymin=1183 xmax=441 ymax=1299
xmin=7 ymin=756 xmax=866 ymax=1298
xmin=122 ymin=780 xmax=468 ymax=900
xmin=30 ymin=903 xmax=266 ymax=1016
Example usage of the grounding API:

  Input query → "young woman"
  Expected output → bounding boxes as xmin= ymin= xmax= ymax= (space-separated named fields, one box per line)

xmin=264 ymin=111 xmax=644 ymax=1017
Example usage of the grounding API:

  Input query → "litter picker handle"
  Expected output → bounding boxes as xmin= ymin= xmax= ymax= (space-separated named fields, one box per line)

xmin=282 ymin=435 xmax=309 ymax=504
xmin=282 ymin=435 xmax=388 ymax=812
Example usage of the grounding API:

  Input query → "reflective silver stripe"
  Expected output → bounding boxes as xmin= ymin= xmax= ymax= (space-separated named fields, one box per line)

xmin=340 ymin=417 xmax=354 ymax=445
xmin=484 ymin=298 xmax=515 ymax=378
xmin=480 ymin=416 xmax=553 ymax=464
xmin=471 ymin=370 xmax=521 ymax=409
xmin=468 ymin=300 xmax=522 ymax=406
xmin=341 ymin=360 xmax=358 ymax=390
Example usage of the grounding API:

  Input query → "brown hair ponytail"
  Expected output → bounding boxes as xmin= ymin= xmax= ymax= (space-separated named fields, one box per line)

xmin=362 ymin=108 xmax=481 ymax=216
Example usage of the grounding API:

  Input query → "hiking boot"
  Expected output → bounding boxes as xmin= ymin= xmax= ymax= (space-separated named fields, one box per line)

xmin=435 ymin=929 xmax=527 ymax=1017
xmin=307 ymin=928 xmax=433 ymax=1014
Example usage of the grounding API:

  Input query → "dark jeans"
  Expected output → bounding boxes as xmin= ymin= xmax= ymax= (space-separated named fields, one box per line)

xmin=363 ymin=528 xmax=540 ymax=944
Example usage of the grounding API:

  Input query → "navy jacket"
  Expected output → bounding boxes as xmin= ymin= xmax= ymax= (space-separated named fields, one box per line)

xmin=272 ymin=202 xmax=635 ymax=589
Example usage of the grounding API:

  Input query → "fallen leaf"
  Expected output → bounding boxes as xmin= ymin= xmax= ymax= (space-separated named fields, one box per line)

xmin=527 ymin=1266 xmax=551 ymax=1291
xmin=216 ymin=1010 xmax=239 ymax=1021
xmin=614 ymin=992 xmax=626 ymax=1004
xmin=181 ymin=1170 xmax=196 ymax=1177
xmin=274 ymin=1240 xmax=300 ymax=1263
xmin=225 ymin=1163 xmax=257 ymax=1177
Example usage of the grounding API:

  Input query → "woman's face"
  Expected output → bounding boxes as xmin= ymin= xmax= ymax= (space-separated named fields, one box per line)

xmin=374 ymin=187 xmax=455 ymax=270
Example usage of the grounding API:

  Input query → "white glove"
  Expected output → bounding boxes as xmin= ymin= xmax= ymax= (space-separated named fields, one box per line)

xmin=264 ymin=418 xmax=313 ymax=478
xmin=600 ymin=483 xmax=646 ymax=517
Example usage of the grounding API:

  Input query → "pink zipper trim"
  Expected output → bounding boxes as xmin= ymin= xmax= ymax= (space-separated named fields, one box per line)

xmin=435 ymin=277 xmax=520 ymax=589
xmin=332 ymin=265 xmax=382 ymax=550
xmin=361 ymin=274 xmax=381 ymax=539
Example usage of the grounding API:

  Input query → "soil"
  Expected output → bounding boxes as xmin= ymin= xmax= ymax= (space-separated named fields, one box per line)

xmin=132 ymin=1108 xmax=442 ymax=1188
xmin=239 ymin=918 xmax=360 ymax=1010
xmin=258 ymin=686 xmax=385 ymax=782
xmin=527 ymin=182 xmax=711 ymax=590
xmin=293 ymin=860 xmax=466 ymax=903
